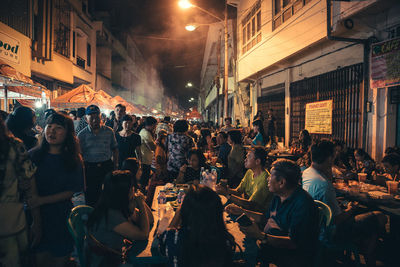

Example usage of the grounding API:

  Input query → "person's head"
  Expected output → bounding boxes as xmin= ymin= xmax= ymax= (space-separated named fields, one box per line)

xmin=115 ymin=104 xmax=126 ymax=121
xmin=38 ymin=113 xmax=80 ymax=170
xmin=268 ymin=159 xmax=301 ymax=194
xmin=6 ymin=106 xmax=36 ymax=136
xmin=69 ymin=110 xmax=77 ymax=120
xmin=144 ymin=116 xmax=157 ymax=131
xmin=382 ymin=153 xmax=400 ymax=175
xmin=268 ymin=109 xmax=273 ymax=116
xmin=217 ymin=131 xmax=228 ymax=145
xmin=88 ymin=170 xmax=133 ymax=228
xmin=354 ymin=148 xmax=371 ymax=162
xmin=236 ymin=119 xmax=240 ymax=124
xmin=131 ymin=114 xmax=137 ymax=124
xmin=299 ymin=129 xmax=310 ymax=142
xmin=252 ymin=119 xmax=263 ymax=134
xmin=174 ymin=119 xmax=189 ymax=133
xmin=310 ymin=140 xmax=335 ymax=167
xmin=121 ymin=158 xmax=140 ymax=189
xmin=179 ymin=184 xmax=234 ymax=266
xmin=227 ymin=129 xmax=242 ymax=145
xmin=85 ymin=105 xmax=101 ymax=130
xmin=333 ymin=139 xmax=345 ymax=157
xmin=163 ymin=116 xmax=171 ymax=123
xmin=121 ymin=114 xmax=133 ymax=131
xmin=245 ymin=146 xmax=267 ymax=170
xmin=157 ymin=130 xmax=168 ymax=147
xmin=256 ymin=110 xmax=262 ymax=117
xmin=200 ymin=128 xmax=211 ymax=138
xmin=188 ymin=148 xmax=207 ymax=169
xmin=77 ymin=107 xmax=86 ymax=119
xmin=224 ymin=117 xmax=232 ymax=126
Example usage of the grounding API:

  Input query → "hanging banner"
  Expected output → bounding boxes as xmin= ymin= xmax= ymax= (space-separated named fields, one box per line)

xmin=305 ymin=99 xmax=333 ymax=134
xmin=371 ymin=37 xmax=400 ymax=88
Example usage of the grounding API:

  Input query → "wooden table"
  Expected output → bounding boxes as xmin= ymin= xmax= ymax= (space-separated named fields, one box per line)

xmin=136 ymin=186 xmax=246 ymax=259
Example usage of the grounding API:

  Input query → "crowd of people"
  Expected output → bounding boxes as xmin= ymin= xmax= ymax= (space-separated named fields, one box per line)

xmin=0 ymin=104 xmax=398 ymax=267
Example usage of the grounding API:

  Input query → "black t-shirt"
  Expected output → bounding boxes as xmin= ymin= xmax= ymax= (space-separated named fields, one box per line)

xmin=116 ymin=132 xmax=141 ymax=166
xmin=267 ymin=115 xmax=276 ymax=132
xmin=184 ymin=167 xmax=201 ymax=183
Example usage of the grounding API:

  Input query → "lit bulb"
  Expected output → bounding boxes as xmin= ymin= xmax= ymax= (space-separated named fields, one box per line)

xmin=178 ymin=0 xmax=193 ymax=9
xmin=185 ymin=25 xmax=197 ymax=31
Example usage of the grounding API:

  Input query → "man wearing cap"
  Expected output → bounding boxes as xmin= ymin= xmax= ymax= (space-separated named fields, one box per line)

xmin=106 ymin=104 xmax=126 ymax=133
xmin=78 ymin=105 xmax=119 ymax=206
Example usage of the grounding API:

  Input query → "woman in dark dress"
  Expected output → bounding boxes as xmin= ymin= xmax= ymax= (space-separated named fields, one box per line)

xmin=176 ymin=148 xmax=208 ymax=184
xmin=116 ymin=115 xmax=141 ymax=168
xmin=159 ymin=185 xmax=235 ymax=267
xmin=29 ymin=113 xmax=84 ymax=267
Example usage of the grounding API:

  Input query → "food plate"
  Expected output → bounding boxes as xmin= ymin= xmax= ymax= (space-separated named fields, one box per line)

xmin=165 ymin=192 xmax=177 ymax=201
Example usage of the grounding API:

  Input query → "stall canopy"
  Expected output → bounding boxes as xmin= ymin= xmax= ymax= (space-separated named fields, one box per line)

xmin=51 ymin=84 xmax=112 ymax=110
xmin=186 ymin=108 xmax=202 ymax=120
xmin=111 ymin=95 xmax=144 ymax=115
xmin=0 ymin=59 xmax=49 ymax=111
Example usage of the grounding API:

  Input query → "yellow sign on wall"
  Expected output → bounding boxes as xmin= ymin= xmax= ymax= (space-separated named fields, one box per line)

xmin=305 ymin=100 xmax=333 ymax=134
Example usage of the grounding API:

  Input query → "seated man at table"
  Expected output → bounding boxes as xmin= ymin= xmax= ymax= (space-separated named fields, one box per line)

xmin=302 ymin=140 xmax=387 ymax=266
xmin=237 ymin=159 xmax=319 ymax=267
xmin=217 ymin=147 xmax=273 ymax=212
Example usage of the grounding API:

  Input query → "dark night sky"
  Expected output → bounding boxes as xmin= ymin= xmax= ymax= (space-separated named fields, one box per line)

xmin=94 ymin=0 xmax=226 ymax=109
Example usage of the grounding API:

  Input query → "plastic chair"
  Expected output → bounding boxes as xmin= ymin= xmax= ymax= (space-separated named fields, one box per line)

xmin=67 ymin=205 xmax=93 ymax=267
xmin=314 ymin=200 xmax=360 ymax=267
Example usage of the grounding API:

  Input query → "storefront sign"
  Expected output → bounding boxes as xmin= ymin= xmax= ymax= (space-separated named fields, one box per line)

xmin=0 ymin=31 xmax=20 ymax=64
xmin=305 ymin=100 xmax=333 ymax=134
xmin=371 ymin=37 xmax=400 ymax=88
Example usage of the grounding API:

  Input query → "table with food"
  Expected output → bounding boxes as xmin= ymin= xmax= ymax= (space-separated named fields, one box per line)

xmin=136 ymin=183 xmax=245 ymax=259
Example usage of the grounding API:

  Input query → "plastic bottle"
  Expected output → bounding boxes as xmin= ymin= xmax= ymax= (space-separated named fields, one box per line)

xmin=157 ymin=190 xmax=167 ymax=218
xmin=211 ymin=169 xmax=218 ymax=191
xmin=177 ymin=189 xmax=185 ymax=204
xmin=200 ymin=167 xmax=205 ymax=184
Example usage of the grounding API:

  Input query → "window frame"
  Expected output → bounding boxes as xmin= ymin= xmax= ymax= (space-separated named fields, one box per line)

xmin=272 ymin=0 xmax=312 ymax=31
xmin=241 ymin=0 xmax=262 ymax=55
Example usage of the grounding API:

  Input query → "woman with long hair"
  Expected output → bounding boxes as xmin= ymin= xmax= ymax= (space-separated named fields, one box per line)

xmin=159 ymin=185 xmax=235 ymax=267
xmin=6 ymin=106 xmax=38 ymax=150
xmin=87 ymin=170 xmax=151 ymax=265
xmin=250 ymin=119 xmax=266 ymax=146
xmin=0 ymin=116 xmax=40 ymax=267
xmin=28 ymin=113 xmax=84 ymax=267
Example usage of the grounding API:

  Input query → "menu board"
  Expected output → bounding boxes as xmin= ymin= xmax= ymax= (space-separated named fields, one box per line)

xmin=305 ymin=100 xmax=333 ymax=134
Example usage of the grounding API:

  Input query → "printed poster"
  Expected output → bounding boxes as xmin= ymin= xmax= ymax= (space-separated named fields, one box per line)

xmin=305 ymin=100 xmax=333 ymax=134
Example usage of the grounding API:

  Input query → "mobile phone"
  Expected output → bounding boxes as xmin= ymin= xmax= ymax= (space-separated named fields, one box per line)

xmin=236 ymin=213 xmax=253 ymax=227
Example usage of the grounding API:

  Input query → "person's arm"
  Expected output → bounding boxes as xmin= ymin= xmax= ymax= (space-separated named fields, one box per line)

xmin=29 ymin=177 xmax=42 ymax=246
xmin=229 ymin=194 xmax=264 ymax=212
xmin=176 ymin=164 xmax=187 ymax=184
xmin=113 ymin=148 xmax=119 ymax=170
xmin=225 ymin=203 xmax=265 ymax=224
xmin=29 ymin=191 xmax=74 ymax=208
xmin=168 ymin=208 xmax=181 ymax=229
xmin=114 ymin=193 xmax=150 ymax=240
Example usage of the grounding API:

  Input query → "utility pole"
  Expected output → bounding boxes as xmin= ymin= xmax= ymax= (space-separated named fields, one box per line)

xmin=216 ymin=30 xmax=222 ymax=125
xmin=223 ymin=1 xmax=229 ymax=120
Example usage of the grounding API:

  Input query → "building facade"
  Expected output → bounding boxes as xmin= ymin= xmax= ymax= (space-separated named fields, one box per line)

xmin=235 ymin=0 xmax=400 ymax=159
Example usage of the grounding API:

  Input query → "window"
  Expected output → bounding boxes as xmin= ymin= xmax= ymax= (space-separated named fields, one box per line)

xmin=273 ymin=0 xmax=311 ymax=30
xmin=241 ymin=0 xmax=262 ymax=54
xmin=72 ymin=31 xmax=76 ymax=57
xmin=0 ymin=0 xmax=30 ymax=37
xmin=87 ymin=43 xmax=91 ymax=66
xmin=54 ymin=0 xmax=71 ymax=57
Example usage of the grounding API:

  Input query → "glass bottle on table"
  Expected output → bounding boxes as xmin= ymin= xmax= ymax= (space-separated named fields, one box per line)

xmin=157 ymin=190 xmax=167 ymax=218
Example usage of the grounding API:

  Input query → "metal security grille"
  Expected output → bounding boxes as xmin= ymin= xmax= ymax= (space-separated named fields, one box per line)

xmin=290 ymin=63 xmax=363 ymax=148
xmin=257 ymin=91 xmax=285 ymax=139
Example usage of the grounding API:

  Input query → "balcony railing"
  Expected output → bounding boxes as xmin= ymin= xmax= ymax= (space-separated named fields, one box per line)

xmin=77 ymin=56 xmax=85 ymax=69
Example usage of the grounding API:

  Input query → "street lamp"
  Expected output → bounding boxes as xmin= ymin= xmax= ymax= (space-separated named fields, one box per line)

xmin=178 ymin=0 xmax=193 ymax=9
xmin=185 ymin=24 xmax=197 ymax=31
xmin=187 ymin=82 xmax=193 ymax=87
xmin=179 ymin=0 xmax=229 ymax=120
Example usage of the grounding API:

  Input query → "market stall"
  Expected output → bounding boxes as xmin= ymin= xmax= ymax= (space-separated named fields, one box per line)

xmin=51 ymin=84 xmax=113 ymax=111
xmin=0 ymin=60 xmax=49 ymax=112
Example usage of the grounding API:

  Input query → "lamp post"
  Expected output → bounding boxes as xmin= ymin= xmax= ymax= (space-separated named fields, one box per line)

xmin=179 ymin=0 xmax=229 ymax=120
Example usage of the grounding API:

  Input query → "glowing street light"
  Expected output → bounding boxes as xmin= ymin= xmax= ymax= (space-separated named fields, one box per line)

xmin=190 ymin=97 xmax=194 ymax=100
xmin=185 ymin=24 xmax=197 ymax=31
xmin=187 ymin=82 xmax=193 ymax=87
xmin=178 ymin=0 xmax=193 ymax=9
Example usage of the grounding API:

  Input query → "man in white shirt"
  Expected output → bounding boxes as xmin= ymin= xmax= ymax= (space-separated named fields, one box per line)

xmin=139 ymin=116 xmax=157 ymax=191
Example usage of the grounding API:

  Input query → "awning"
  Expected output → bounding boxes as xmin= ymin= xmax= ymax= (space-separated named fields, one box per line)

xmin=51 ymin=84 xmax=113 ymax=110
xmin=110 ymin=95 xmax=145 ymax=115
